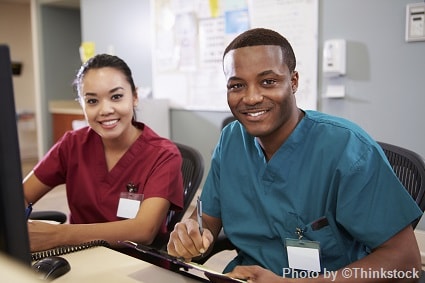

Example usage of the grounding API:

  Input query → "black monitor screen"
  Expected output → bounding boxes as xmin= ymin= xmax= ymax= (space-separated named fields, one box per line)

xmin=0 ymin=44 xmax=31 ymax=265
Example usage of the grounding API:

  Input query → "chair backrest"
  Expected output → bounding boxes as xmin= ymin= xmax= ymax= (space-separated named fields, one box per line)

xmin=378 ymin=141 xmax=425 ymax=228
xmin=149 ymin=143 xmax=204 ymax=250
xmin=166 ymin=142 xmax=204 ymax=232
xmin=222 ymin=116 xmax=236 ymax=129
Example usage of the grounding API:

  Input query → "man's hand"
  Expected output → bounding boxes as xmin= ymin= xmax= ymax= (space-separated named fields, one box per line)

xmin=167 ymin=218 xmax=214 ymax=261
xmin=228 ymin=265 xmax=287 ymax=283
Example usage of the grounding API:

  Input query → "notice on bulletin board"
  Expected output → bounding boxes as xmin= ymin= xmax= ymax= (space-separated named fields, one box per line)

xmin=248 ymin=0 xmax=318 ymax=111
xmin=152 ymin=0 xmax=318 ymax=111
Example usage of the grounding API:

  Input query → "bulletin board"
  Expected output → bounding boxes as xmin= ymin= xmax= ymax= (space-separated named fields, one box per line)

xmin=152 ymin=0 xmax=318 ymax=111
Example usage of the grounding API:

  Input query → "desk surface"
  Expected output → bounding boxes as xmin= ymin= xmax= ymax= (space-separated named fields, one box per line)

xmin=415 ymin=230 xmax=425 ymax=268
xmin=3 ymin=233 xmax=425 ymax=281
xmin=57 ymin=233 xmax=425 ymax=282
xmin=55 ymin=246 xmax=204 ymax=283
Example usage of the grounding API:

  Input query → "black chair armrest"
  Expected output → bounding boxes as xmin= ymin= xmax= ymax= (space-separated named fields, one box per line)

xmin=30 ymin=211 xmax=67 ymax=224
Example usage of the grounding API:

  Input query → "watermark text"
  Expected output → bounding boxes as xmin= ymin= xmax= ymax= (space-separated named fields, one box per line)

xmin=283 ymin=267 xmax=420 ymax=281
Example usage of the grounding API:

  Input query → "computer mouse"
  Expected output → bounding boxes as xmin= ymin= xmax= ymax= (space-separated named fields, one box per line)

xmin=32 ymin=256 xmax=71 ymax=280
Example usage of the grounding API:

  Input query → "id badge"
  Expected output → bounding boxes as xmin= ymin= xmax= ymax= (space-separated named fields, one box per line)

xmin=285 ymin=238 xmax=321 ymax=272
xmin=117 ymin=192 xmax=144 ymax=219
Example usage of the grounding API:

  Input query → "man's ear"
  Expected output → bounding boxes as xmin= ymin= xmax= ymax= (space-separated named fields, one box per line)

xmin=291 ymin=71 xmax=299 ymax=93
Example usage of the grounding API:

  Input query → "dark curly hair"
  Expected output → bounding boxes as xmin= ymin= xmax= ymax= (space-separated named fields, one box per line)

xmin=223 ymin=28 xmax=296 ymax=73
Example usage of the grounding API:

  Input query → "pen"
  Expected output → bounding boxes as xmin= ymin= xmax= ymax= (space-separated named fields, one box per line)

xmin=25 ymin=203 xmax=33 ymax=220
xmin=197 ymin=196 xmax=203 ymax=235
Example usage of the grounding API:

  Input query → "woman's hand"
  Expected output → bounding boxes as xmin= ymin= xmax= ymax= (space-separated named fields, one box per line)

xmin=27 ymin=220 xmax=63 ymax=252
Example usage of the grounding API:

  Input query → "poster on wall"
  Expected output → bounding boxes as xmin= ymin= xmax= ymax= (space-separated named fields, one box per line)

xmin=248 ymin=0 xmax=318 ymax=111
xmin=152 ymin=0 xmax=318 ymax=111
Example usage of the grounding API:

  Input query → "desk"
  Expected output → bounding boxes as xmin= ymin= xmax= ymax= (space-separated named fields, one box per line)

xmin=53 ymin=232 xmax=425 ymax=281
xmin=55 ymin=247 xmax=204 ymax=283
xmin=49 ymin=98 xmax=171 ymax=140
xmin=0 ymin=253 xmax=40 ymax=283
xmin=48 ymin=100 xmax=84 ymax=143
xmin=415 ymin=230 xmax=425 ymax=270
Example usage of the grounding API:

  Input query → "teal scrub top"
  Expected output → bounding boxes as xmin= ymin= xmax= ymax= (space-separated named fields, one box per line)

xmin=201 ymin=110 xmax=422 ymax=276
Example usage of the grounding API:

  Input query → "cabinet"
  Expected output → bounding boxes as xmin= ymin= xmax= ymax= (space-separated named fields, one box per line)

xmin=52 ymin=113 xmax=85 ymax=142
xmin=49 ymin=98 xmax=171 ymax=142
xmin=49 ymin=100 xmax=84 ymax=143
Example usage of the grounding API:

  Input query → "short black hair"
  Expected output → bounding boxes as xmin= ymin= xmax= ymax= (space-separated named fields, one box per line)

xmin=223 ymin=28 xmax=296 ymax=72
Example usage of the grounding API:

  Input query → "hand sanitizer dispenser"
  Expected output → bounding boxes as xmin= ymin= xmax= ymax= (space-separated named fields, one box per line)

xmin=323 ymin=39 xmax=346 ymax=77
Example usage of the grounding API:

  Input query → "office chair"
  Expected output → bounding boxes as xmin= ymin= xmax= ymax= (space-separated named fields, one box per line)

xmin=377 ymin=142 xmax=425 ymax=283
xmin=194 ymin=117 xmax=237 ymax=264
xmin=159 ymin=142 xmax=205 ymax=247
xmin=29 ymin=142 xmax=205 ymax=248
xmin=29 ymin=210 xmax=67 ymax=224
xmin=377 ymin=141 xmax=425 ymax=228
xmin=196 ymin=141 xmax=425 ymax=265
xmin=123 ymin=142 xmax=204 ymax=268
xmin=222 ymin=115 xmax=236 ymax=129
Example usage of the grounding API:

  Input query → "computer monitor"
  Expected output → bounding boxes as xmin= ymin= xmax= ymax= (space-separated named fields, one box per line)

xmin=0 ymin=44 xmax=32 ymax=265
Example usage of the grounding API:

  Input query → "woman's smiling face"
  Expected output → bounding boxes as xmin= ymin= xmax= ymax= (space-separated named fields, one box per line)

xmin=79 ymin=67 xmax=137 ymax=141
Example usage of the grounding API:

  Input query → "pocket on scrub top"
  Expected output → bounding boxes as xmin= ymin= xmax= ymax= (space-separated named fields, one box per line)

xmin=303 ymin=215 xmax=349 ymax=268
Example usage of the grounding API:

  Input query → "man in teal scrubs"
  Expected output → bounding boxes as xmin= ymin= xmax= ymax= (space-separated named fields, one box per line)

xmin=168 ymin=28 xmax=422 ymax=282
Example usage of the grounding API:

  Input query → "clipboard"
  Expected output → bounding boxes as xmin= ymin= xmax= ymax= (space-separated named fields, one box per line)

xmin=119 ymin=240 xmax=245 ymax=283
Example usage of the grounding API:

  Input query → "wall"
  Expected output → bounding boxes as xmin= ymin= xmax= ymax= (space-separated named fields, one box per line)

xmin=170 ymin=109 xmax=231 ymax=185
xmin=78 ymin=0 xmax=425 ymax=184
xmin=38 ymin=4 xmax=81 ymax=152
xmin=80 ymin=0 xmax=152 ymax=90
xmin=174 ymin=0 xmax=425 ymax=178
xmin=320 ymin=0 xmax=425 ymax=158
xmin=31 ymin=0 xmax=82 ymax=156
xmin=0 ymin=3 xmax=35 ymax=113
xmin=0 ymin=2 xmax=37 ymax=159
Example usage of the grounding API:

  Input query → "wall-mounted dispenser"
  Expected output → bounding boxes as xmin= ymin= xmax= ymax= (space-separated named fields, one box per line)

xmin=323 ymin=39 xmax=346 ymax=77
xmin=405 ymin=2 xmax=425 ymax=42
xmin=323 ymin=39 xmax=346 ymax=98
